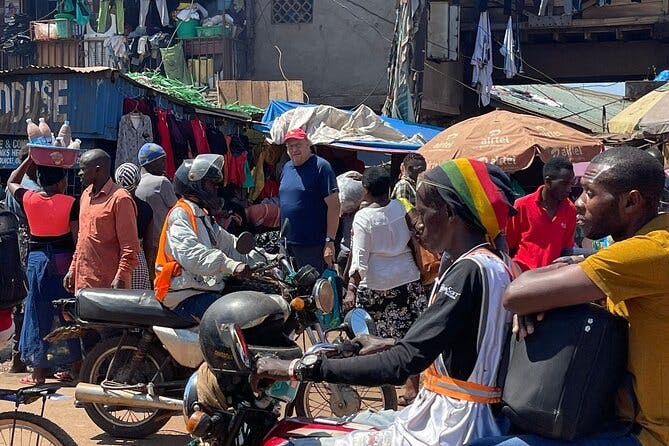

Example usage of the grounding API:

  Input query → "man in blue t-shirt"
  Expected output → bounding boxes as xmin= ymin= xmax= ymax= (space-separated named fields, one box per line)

xmin=279 ymin=128 xmax=340 ymax=273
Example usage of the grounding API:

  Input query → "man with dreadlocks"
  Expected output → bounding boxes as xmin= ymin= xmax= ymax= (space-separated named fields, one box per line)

xmin=255 ymin=159 xmax=519 ymax=446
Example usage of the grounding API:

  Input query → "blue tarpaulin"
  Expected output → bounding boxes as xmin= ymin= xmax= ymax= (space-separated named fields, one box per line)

xmin=254 ymin=100 xmax=442 ymax=153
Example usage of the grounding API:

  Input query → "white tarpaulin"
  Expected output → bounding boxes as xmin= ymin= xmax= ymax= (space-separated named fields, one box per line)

xmin=266 ymin=104 xmax=426 ymax=146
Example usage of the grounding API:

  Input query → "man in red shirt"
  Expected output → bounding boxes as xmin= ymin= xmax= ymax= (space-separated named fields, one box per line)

xmin=506 ymin=156 xmax=576 ymax=271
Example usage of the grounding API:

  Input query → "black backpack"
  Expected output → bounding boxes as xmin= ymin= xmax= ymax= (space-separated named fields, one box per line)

xmin=500 ymin=304 xmax=629 ymax=440
xmin=0 ymin=210 xmax=26 ymax=309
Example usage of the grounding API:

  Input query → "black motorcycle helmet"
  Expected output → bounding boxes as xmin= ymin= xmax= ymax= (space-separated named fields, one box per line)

xmin=174 ymin=154 xmax=225 ymax=212
xmin=199 ymin=291 xmax=302 ymax=374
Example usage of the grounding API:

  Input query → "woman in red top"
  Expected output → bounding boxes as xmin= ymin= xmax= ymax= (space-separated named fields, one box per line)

xmin=7 ymin=155 xmax=81 ymax=384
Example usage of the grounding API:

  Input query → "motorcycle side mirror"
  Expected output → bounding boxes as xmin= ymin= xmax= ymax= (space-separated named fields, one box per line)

xmin=312 ymin=278 xmax=334 ymax=314
xmin=343 ymin=308 xmax=377 ymax=338
xmin=235 ymin=231 xmax=256 ymax=255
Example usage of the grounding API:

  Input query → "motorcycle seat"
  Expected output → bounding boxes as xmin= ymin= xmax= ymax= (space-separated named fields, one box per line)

xmin=76 ymin=288 xmax=197 ymax=329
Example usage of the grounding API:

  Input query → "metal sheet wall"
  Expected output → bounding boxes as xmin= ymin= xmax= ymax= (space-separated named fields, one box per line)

xmin=35 ymin=41 xmax=82 ymax=67
xmin=0 ymin=72 xmax=144 ymax=140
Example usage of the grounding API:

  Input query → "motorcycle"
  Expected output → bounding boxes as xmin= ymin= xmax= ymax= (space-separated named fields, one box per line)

xmin=45 ymin=230 xmax=353 ymax=438
xmin=48 ymin=287 xmax=200 ymax=438
xmin=182 ymin=308 xmax=382 ymax=446
xmin=235 ymin=233 xmax=397 ymax=418
xmin=45 ymin=232 xmax=268 ymax=438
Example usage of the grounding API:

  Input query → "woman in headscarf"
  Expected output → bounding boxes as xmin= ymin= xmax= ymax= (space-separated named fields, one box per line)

xmin=255 ymin=159 xmax=518 ymax=446
xmin=115 ymin=163 xmax=153 ymax=290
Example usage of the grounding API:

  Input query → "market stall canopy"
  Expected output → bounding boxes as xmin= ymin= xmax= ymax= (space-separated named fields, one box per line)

xmin=255 ymin=100 xmax=442 ymax=153
xmin=608 ymin=82 xmax=669 ymax=137
xmin=418 ymin=110 xmax=604 ymax=172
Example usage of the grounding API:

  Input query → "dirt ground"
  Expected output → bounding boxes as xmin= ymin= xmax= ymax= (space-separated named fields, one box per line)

xmin=0 ymin=369 xmax=191 ymax=446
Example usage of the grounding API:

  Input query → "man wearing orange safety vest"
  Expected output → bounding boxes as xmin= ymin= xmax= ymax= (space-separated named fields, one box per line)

xmin=154 ymin=154 xmax=261 ymax=322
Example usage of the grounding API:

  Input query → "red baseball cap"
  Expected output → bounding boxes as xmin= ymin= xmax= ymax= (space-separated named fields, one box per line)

xmin=284 ymin=128 xmax=307 ymax=141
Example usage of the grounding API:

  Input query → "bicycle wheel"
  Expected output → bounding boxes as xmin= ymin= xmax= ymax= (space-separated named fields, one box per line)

xmin=0 ymin=411 xmax=77 ymax=446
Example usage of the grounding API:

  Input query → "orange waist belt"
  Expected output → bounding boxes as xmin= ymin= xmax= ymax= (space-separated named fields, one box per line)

xmin=424 ymin=364 xmax=502 ymax=404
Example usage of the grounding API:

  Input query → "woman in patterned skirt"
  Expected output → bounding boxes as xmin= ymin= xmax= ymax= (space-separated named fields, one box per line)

xmin=345 ymin=166 xmax=427 ymax=405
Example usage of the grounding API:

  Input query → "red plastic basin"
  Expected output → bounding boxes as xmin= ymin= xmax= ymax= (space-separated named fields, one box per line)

xmin=28 ymin=144 xmax=79 ymax=168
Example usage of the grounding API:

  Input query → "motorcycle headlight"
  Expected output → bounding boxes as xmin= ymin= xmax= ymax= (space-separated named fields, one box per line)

xmin=312 ymin=278 xmax=334 ymax=314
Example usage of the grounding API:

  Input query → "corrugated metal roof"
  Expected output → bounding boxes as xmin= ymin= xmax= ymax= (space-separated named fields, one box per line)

xmin=0 ymin=65 xmax=116 ymax=76
xmin=0 ymin=65 xmax=250 ymax=122
xmin=491 ymin=84 xmax=630 ymax=133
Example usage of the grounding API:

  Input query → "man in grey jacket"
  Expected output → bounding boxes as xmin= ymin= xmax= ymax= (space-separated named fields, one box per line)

xmin=154 ymin=154 xmax=262 ymax=322
xmin=135 ymin=143 xmax=178 ymax=281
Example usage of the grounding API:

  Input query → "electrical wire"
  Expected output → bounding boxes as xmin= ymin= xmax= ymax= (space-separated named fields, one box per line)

xmin=274 ymin=45 xmax=289 ymax=82
xmin=326 ymin=0 xmax=393 ymax=43
xmin=425 ymin=61 xmax=549 ymax=119
xmin=255 ymin=0 xmax=312 ymax=103
xmin=351 ymin=74 xmax=386 ymax=109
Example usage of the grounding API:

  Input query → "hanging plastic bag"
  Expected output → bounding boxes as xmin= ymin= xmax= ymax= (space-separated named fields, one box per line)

xmin=160 ymin=42 xmax=192 ymax=85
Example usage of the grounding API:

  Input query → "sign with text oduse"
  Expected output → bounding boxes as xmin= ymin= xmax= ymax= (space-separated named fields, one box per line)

xmin=0 ymin=78 xmax=69 ymax=169
xmin=0 ymin=79 xmax=69 ymax=135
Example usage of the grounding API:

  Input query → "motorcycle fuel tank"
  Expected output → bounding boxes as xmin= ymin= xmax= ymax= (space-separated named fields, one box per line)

xmin=153 ymin=326 xmax=203 ymax=368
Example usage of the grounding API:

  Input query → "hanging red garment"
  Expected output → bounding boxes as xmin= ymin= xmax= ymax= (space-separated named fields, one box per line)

xmin=190 ymin=117 xmax=211 ymax=154
xmin=156 ymin=108 xmax=176 ymax=179
xmin=259 ymin=179 xmax=279 ymax=200
xmin=227 ymin=152 xmax=247 ymax=186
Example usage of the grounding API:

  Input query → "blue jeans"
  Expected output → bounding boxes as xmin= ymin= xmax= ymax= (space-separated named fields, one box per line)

xmin=466 ymin=426 xmax=640 ymax=446
xmin=170 ymin=292 xmax=220 ymax=323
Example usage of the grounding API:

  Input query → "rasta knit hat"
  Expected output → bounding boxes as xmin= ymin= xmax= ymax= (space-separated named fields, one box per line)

xmin=419 ymin=159 xmax=516 ymax=241
xmin=137 ymin=143 xmax=166 ymax=167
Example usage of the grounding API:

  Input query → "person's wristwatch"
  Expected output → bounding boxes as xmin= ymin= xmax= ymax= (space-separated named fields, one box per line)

xmin=325 ymin=236 xmax=335 ymax=244
xmin=294 ymin=353 xmax=322 ymax=382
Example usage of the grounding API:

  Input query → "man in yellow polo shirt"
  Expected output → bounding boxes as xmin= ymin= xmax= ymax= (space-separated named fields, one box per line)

xmin=468 ymin=147 xmax=668 ymax=446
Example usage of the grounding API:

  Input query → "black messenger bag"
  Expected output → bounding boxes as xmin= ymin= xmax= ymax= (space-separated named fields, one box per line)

xmin=500 ymin=303 xmax=629 ymax=440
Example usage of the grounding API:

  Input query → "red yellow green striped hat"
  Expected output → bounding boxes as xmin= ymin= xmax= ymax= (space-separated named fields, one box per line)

xmin=420 ymin=159 xmax=514 ymax=240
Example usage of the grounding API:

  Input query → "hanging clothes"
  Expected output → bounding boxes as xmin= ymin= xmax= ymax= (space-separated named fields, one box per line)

xmin=228 ymin=153 xmax=247 ymax=186
xmin=250 ymin=145 xmax=283 ymax=202
xmin=223 ymin=136 xmax=247 ymax=187
xmin=539 ymin=0 xmax=550 ymax=15
xmin=503 ymin=0 xmax=513 ymax=15
xmin=191 ymin=117 xmax=211 ymax=155
xmin=116 ymin=113 xmax=153 ymax=171
xmin=123 ymin=97 xmax=151 ymax=115
xmin=156 ymin=108 xmax=176 ymax=179
xmin=500 ymin=17 xmax=517 ymax=79
xmin=243 ymin=159 xmax=254 ymax=188
xmin=471 ymin=11 xmax=493 ymax=107
xmin=139 ymin=0 xmax=170 ymax=28
xmin=177 ymin=119 xmax=196 ymax=157
xmin=167 ymin=114 xmax=190 ymax=171
xmin=206 ymin=126 xmax=227 ymax=155
xmin=97 ymin=0 xmax=124 ymax=34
